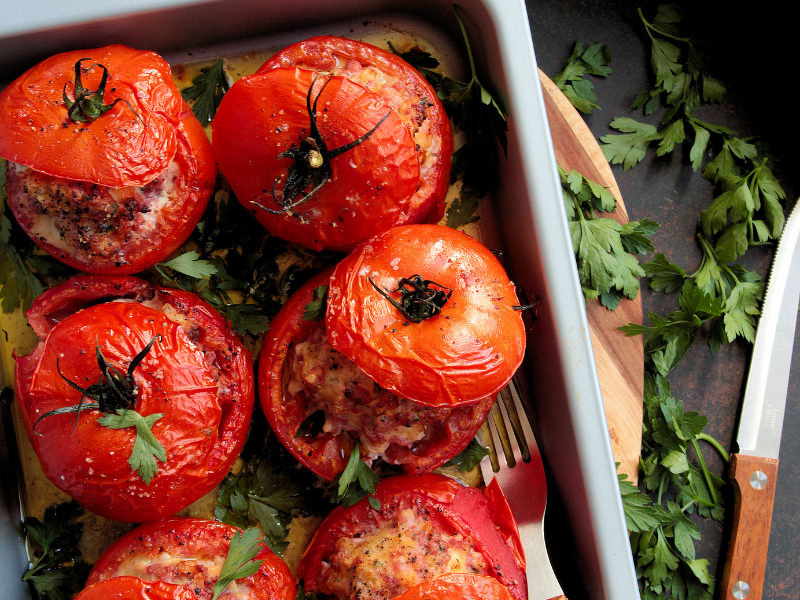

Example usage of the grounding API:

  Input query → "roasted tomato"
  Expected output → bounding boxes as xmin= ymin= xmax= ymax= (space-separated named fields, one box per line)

xmin=0 ymin=45 xmax=216 ymax=274
xmin=258 ymin=267 xmax=493 ymax=480
xmin=297 ymin=474 xmax=527 ymax=600
xmin=212 ymin=35 xmax=452 ymax=252
xmin=395 ymin=574 xmax=514 ymax=600
xmin=14 ymin=275 xmax=254 ymax=521
xmin=326 ymin=224 xmax=526 ymax=407
xmin=76 ymin=577 xmax=198 ymax=600
xmin=86 ymin=518 xmax=296 ymax=600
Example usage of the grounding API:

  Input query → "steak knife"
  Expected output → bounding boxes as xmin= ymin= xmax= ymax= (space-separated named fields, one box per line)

xmin=721 ymin=200 xmax=800 ymax=600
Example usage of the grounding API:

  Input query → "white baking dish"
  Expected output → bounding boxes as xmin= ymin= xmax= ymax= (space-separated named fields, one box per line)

xmin=0 ymin=1 xmax=640 ymax=598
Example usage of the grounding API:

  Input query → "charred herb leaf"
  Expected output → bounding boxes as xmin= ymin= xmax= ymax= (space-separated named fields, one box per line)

xmin=331 ymin=441 xmax=380 ymax=509
xmin=302 ymin=285 xmax=328 ymax=322
xmin=295 ymin=585 xmax=321 ymax=600
xmin=387 ymin=41 xmax=440 ymax=70
xmin=446 ymin=194 xmax=481 ymax=230
xmin=22 ymin=501 xmax=91 ymax=600
xmin=215 ymin=441 xmax=324 ymax=553
xmin=97 ymin=409 xmax=166 ymax=484
xmin=212 ymin=528 xmax=265 ymax=600
xmin=551 ymin=40 xmax=613 ymax=114
xmin=443 ymin=438 xmax=489 ymax=472
xmin=181 ymin=59 xmax=230 ymax=127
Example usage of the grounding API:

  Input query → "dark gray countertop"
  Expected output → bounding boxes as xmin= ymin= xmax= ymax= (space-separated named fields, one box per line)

xmin=525 ymin=1 xmax=799 ymax=598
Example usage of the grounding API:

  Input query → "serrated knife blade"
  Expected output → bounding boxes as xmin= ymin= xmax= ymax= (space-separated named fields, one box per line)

xmin=721 ymin=200 xmax=800 ymax=600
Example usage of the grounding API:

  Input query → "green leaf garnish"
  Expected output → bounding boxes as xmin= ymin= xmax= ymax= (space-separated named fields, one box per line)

xmin=159 ymin=251 xmax=220 ymax=278
xmin=551 ymin=40 xmax=613 ymax=114
xmin=331 ymin=441 xmax=380 ymax=509
xmin=443 ymin=438 xmax=489 ymax=472
xmin=22 ymin=501 xmax=91 ymax=600
xmin=445 ymin=195 xmax=480 ymax=230
xmin=302 ymin=285 xmax=328 ymax=322
xmin=97 ymin=409 xmax=166 ymax=484
xmin=181 ymin=59 xmax=230 ymax=127
xmin=212 ymin=528 xmax=265 ymax=600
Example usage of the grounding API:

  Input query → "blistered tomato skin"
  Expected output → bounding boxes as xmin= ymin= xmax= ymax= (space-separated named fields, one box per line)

xmin=326 ymin=224 xmax=527 ymax=407
xmin=394 ymin=574 xmax=515 ymax=600
xmin=258 ymin=268 xmax=493 ymax=481
xmin=14 ymin=275 xmax=254 ymax=522
xmin=260 ymin=35 xmax=453 ymax=227
xmin=75 ymin=577 xmax=198 ymax=600
xmin=86 ymin=518 xmax=296 ymax=600
xmin=297 ymin=474 xmax=527 ymax=600
xmin=213 ymin=67 xmax=420 ymax=252
xmin=0 ymin=45 xmax=180 ymax=187
xmin=0 ymin=46 xmax=216 ymax=274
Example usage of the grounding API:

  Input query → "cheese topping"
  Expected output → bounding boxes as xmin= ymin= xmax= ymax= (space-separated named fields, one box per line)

xmin=317 ymin=507 xmax=489 ymax=600
xmin=7 ymin=160 xmax=180 ymax=266
xmin=287 ymin=325 xmax=459 ymax=461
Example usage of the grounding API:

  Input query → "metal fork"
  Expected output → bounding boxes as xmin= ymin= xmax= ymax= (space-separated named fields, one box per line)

xmin=479 ymin=377 xmax=566 ymax=600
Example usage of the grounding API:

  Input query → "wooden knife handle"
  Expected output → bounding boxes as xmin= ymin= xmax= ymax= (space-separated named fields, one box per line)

xmin=721 ymin=453 xmax=779 ymax=600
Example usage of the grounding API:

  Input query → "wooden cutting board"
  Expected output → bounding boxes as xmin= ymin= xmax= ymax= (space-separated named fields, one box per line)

xmin=538 ymin=69 xmax=644 ymax=482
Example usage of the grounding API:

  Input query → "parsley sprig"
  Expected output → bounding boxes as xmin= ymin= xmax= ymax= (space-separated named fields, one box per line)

xmin=181 ymin=59 xmax=230 ymax=127
xmin=215 ymin=441 xmax=324 ymax=554
xmin=211 ymin=528 xmax=265 ymax=600
xmin=22 ymin=501 xmax=91 ymax=600
xmin=619 ymin=375 xmax=728 ymax=600
xmin=443 ymin=438 xmax=489 ymax=472
xmin=331 ymin=441 xmax=380 ymax=509
xmin=97 ymin=409 xmax=167 ymax=485
xmin=551 ymin=40 xmax=613 ymax=114
xmin=561 ymin=166 xmax=658 ymax=309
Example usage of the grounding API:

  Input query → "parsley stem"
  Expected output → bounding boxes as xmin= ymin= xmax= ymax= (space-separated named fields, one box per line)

xmin=696 ymin=432 xmax=730 ymax=463
xmin=690 ymin=438 xmax=718 ymax=505
xmin=453 ymin=5 xmax=478 ymax=84
xmin=637 ymin=8 xmax=692 ymax=44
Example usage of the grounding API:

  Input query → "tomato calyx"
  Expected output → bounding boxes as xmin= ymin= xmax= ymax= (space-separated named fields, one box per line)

xmin=32 ymin=334 xmax=161 ymax=434
xmin=253 ymin=74 xmax=391 ymax=223
xmin=367 ymin=274 xmax=453 ymax=323
xmin=63 ymin=58 xmax=145 ymax=126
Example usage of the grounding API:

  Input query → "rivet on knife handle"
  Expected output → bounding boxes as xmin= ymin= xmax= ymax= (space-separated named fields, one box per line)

xmin=720 ymin=454 xmax=779 ymax=600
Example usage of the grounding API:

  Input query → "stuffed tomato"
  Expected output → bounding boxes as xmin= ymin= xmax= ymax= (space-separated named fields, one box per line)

xmin=212 ymin=36 xmax=451 ymax=252
xmin=86 ymin=518 xmax=295 ymax=600
xmin=14 ymin=275 xmax=254 ymax=521
xmin=258 ymin=224 xmax=525 ymax=480
xmin=296 ymin=474 xmax=527 ymax=600
xmin=0 ymin=45 xmax=216 ymax=274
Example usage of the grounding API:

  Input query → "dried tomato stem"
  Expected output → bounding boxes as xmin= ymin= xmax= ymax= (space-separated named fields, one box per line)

xmin=368 ymin=275 xmax=452 ymax=322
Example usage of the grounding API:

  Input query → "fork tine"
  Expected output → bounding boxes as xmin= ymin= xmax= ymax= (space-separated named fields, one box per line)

xmin=499 ymin=383 xmax=531 ymax=462
xmin=490 ymin=400 xmax=516 ymax=468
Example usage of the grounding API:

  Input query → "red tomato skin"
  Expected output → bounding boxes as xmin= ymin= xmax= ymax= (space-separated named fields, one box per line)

xmin=326 ymin=224 xmax=526 ymax=407
xmin=5 ymin=99 xmax=216 ymax=275
xmin=212 ymin=67 xmax=419 ymax=251
xmin=297 ymin=473 xmax=527 ymax=600
xmin=0 ymin=45 xmax=181 ymax=187
xmin=86 ymin=518 xmax=296 ymax=600
xmin=395 ymin=574 xmax=515 ymax=600
xmin=260 ymin=35 xmax=453 ymax=227
xmin=14 ymin=276 xmax=254 ymax=522
xmin=258 ymin=268 xmax=492 ymax=481
xmin=76 ymin=577 xmax=197 ymax=600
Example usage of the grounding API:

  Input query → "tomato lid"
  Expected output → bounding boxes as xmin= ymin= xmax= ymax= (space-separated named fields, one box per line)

xmin=326 ymin=225 xmax=526 ymax=407
xmin=0 ymin=45 xmax=181 ymax=187
xmin=212 ymin=67 xmax=420 ymax=250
